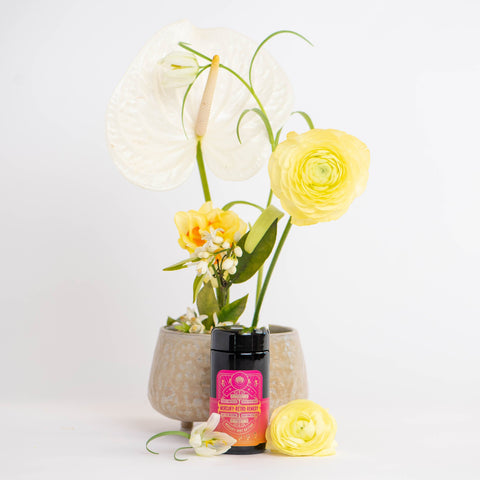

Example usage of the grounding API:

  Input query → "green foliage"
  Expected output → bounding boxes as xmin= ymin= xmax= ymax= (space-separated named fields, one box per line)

xmin=163 ymin=257 xmax=199 ymax=271
xmin=193 ymin=274 xmax=205 ymax=302
xmin=245 ymin=205 xmax=283 ymax=254
xmin=174 ymin=323 xmax=190 ymax=333
xmin=222 ymin=200 xmax=264 ymax=212
xmin=236 ymin=107 xmax=274 ymax=146
xmin=196 ymin=282 xmax=219 ymax=330
xmin=217 ymin=294 xmax=248 ymax=325
xmin=231 ymin=220 xmax=278 ymax=284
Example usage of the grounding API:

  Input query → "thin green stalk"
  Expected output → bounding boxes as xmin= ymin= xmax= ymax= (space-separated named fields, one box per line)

xmin=146 ymin=431 xmax=190 ymax=454
xmin=255 ymin=266 xmax=263 ymax=303
xmin=196 ymin=141 xmax=211 ymax=202
xmin=251 ymin=218 xmax=293 ymax=329
xmin=222 ymin=200 xmax=264 ymax=212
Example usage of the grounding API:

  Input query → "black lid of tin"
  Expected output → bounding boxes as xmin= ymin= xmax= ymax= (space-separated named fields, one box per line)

xmin=211 ymin=326 xmax=269 ymax=353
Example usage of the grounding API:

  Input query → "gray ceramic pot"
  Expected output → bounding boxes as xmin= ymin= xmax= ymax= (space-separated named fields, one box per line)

xmin=148 ymin=325 xmax=308 ymax=428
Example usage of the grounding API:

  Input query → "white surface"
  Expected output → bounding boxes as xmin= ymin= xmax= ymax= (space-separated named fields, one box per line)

xmin=2 ymin=401 xmax=479 ymax=480
xmin=1 ymin=0 xmax=480 ymax=478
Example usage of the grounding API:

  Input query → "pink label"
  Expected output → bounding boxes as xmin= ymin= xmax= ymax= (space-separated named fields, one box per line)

xmin=210 ymin=370 xmax=269 ymax=446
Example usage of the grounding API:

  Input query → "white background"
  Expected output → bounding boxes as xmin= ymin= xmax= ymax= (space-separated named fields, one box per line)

xmin=1 ymin=0 xmax=479 ymax=478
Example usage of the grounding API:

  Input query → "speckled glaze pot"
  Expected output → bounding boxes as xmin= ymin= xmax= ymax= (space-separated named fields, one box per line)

xmin=148 ymin=325 xmax=308 ymax=429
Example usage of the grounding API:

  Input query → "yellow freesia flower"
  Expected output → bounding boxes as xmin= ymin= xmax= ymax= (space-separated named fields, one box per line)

xmin=268 ymin=129 xmax=370 ymax=225
xmin=174 ymin=202 xmax=247 ymax=253
xmin=266 ymin=399 xmax=337 ymax=456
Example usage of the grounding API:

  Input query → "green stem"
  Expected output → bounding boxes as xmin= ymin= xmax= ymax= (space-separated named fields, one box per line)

xmin=196 ymin=141 xmax=211 ymax=202
xmin=174 ymin=446 xmax=193 ymax=462
xmin=251 ymin=218 xmax=293 ymax=329
xmin=222 ymin=200 xmax=264 ymax=212
xmin=255 ymin=266 xmax=263 ymax=304
xmin=146 ymin=430 xmax=190 ymax=454
xmin=216 ymin=287 xmax=225 ymax=310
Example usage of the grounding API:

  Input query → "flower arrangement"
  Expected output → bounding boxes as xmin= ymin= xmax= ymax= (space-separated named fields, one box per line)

xmin=106 ymin=21 xmax=370 ymax=333
xmin=107 ymin=20 xmax=369 ymax=459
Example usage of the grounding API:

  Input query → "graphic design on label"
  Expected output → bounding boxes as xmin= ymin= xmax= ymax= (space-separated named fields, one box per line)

xmin=210 ymin=370 xmax=269 ymax=446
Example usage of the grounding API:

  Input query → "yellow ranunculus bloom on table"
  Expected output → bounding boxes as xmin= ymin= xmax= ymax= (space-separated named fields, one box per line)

xmin=266 ymin=399 xmax=337 ymax=456
xmin=268 ymin=129 xmax=370 ymax=225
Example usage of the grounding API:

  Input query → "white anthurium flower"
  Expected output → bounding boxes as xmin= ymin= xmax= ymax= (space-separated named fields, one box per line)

xmin=158 ymin=51 xmax=200 ymax=88
xmin=106 ymin=20 xmax=294 ymax=190
xmin=189 ymin=413 xmax=236 ymax=456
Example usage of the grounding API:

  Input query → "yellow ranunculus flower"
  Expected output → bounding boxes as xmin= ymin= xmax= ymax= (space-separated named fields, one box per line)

xmin=174 ymin=202 xmax=247 ymax=253
xmin=266 ymin=399 xmax=337 ymax=456
xmin=268 ymin=129 xmax=370 ymax=225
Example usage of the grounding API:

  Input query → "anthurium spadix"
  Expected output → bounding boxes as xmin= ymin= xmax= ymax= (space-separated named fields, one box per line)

xmin=106 ymin=20 xmax=294 ymax=191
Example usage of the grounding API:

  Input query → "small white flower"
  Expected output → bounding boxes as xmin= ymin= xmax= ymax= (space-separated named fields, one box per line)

xmin=201 ymin=227 xmax=224 ymax=245
xmin=198 ymin=251 xmax=211 ymax=259
xmin=222 ymin=241 xmax=231 ymax=249
xmin=157 ymin=51 xmax=200 ymax=88
xmin=197 ymin=261 xmax=209 ymax=275
xmin=206 ymin=241 xmax=218 ymax=253
xmin=222 ymin=258 xmax=234 ymax=270
xmin=233 ymin=258 xmax=238 ymax=267
xmin=189 ymin=413 xmax=236 ymax=456
xmin=189 ymin=322 xmax=205 ymax=334
xmin=234 ymin=246 xmax=243 ymax=257
xmin=227 ymin=266 xmax=237 ymax=275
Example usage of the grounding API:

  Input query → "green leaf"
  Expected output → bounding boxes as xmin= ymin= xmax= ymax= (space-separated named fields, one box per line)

xmin=196 ymin=282 xmax=219 ymax=330
xmin=217 ymin=294 xmax=248 ymax=324
xmin=174 ymin=446 xmax=192 ymax=462
xmin=291 ymin=110 xmax=315 ymax=130
xmin=146 ymin=430 xmax=190 ymax=455
xmin=163 ymin=258 xmax=199 ymax=272
xmin=231 ymin=221 xmax=278 ymax=284
xmin=236 ymin=107 xmax=274 ymax=147
xmin=166 ymin=316 xmax=177 ymax=326
xmin=222 ymin=200 xmax=264 ymax=212
xmin=193 ymin=274 xmax=205 ymax=303
xmin=174 ymin=323 xmax=190 ymax=332
xmin=274 ymin=127 xmax=283 ymax=149
xmin=245 ymin=205 xmax=284 ymax=254
xmin=248 ymin=30 xmax=313 ymax=87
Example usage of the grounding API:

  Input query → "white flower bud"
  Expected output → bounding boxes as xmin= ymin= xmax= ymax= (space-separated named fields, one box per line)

xmin=198 ymin=251 xmax=210 ymax=259
xmin=227 ymin=266 xmax=237 ymax=275
xmin=233 ymin=231 xmax=242 ymax=242
xmin=157 ymin=51 xmax=199 ymax=88
xmin=234 ymin=246 xmax=243 ymax=257
xmin=222 ymin=258 xmax=234 ymax=270
xmin=222 ymin=241 xmax=231 ymax=249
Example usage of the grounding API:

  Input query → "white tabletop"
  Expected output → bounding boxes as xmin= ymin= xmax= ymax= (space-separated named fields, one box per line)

xmin=2 ymin=400 xmax=478 ymax=480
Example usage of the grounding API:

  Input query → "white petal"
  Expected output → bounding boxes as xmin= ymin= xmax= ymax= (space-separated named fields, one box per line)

xmin=189 ymin=431 xmax=203 ymax=449
xmin=222 ymin=258 xmax=234 ymax=270
xmin=190 ymin=420 xmax=207 ymax=440
xmin=106 ymin=20 xmax=294 ymax=190
xmin=193 ymin=445 xmax=218 ymax=457
xmin=205 ymin=412 xmax=220 ymax=432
